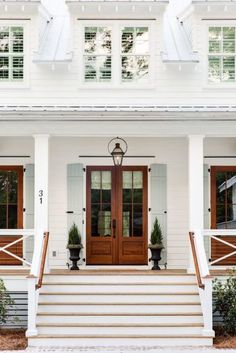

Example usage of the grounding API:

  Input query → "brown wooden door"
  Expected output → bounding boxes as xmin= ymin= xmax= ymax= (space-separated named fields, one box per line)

xmin=211 ymin=166 xmax=236 ymax=265
xmin=86 ymin=166 xmax=148 ymax=265
xmin=0 ymin=166 xmax=23 ymax=265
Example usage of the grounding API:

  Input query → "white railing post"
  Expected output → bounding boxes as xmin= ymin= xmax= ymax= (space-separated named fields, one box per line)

xmin=26 ymin=275 xmax=38 ymax=337
xmin=195 ymin=229 xmax=210 ymax=277
xmin=200 ymin=277 xmax=215 ymax=337
xmin=188 ymin=135 xmax=204 ymax=273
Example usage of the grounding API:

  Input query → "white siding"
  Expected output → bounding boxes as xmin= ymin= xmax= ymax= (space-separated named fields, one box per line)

xmin=0 ymin=4 xmax=235 ymax=106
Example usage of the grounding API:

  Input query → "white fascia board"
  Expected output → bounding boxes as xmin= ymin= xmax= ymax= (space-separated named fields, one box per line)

xmin=66 ymin=0 xmax=168 ymax=13
xmin=66 ymin=0 xmax=168 ymax=3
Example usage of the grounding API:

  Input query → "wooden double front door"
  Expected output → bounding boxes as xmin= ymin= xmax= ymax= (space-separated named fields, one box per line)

xmin=86 ymin=166 xmax=148 ymax=265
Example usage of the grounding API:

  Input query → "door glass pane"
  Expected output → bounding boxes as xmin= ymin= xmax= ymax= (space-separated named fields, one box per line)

xmin=8 ymin=205 xmax=17 ymax=228
xmin=91 ymin=171 xmax=100 ymax=203
xmin=133 ymin=204 xmax=143 ymax=236
xmin=123 ymin=171 xmax=132 ymax=203
xmin=102 ymin=171 xmax=111 ymax=203
xmin=0 ymin=205 xmax=6 ymax=228
xmin=91 ymin=204 xmax=99 ymax=236
xmin=133 ymin=171 xmax=143 ymax=203
xmin=0 ymin=170 xmax=19 ymax=229
xmin=122 ymin=170 xmax=143 ymax=237
xmin=8 ymin=171 xmax=17 ymax=203
xmin=0 ymin=171 xmax=7 ymax=203
xmin=123 ymin=204 xmax=132 ymax=237
xmin=215 ymin=170 xmax=236 ymax=229
xmin=98 ymin=205 xmax=111 ymax=237
xmin=91 ymin=170 xmax=112 ymax=237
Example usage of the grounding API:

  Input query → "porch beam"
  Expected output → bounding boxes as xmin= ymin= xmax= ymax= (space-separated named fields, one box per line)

xmin=32 ymin=134 xmax=50 ymax=275
xmin=188 ymin=135 xmax=204 ymax=272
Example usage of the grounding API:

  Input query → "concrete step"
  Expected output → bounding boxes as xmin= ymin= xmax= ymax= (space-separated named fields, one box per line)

xmin=36 ymin=324 xmax=204 ymax=335
xmin=28 ymin=336 xmax=213 ymax=347
xmin=36 ymin=313 xmax=204 ymax=325
xmin=38 ymin=293 xmax=200 ymax=304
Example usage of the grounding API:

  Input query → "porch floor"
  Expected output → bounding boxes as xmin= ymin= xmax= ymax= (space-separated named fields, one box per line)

xmin=0 ymin=268 xmax=231 ymax=276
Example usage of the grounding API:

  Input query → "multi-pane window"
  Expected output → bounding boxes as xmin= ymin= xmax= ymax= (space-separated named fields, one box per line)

xmin=208 ymin=26 xmax=236 ymax=83
xmin=84 ymin=27 xmax=112 ymax=82
xmin=121 ymin=27 xmax=149 ymax=82
xmin=0 ymin=26 xmax=24 ymax=81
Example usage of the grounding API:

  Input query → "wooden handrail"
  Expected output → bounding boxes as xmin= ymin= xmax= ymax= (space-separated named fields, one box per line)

xmin=189 ymin=232 xmax=205 ymax=290
xmin=36 ymin=231 xmax=49 ymax=289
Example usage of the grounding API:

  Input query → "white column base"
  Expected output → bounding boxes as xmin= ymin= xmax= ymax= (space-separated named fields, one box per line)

xmin=202 ymin=329 xmax=215 ymax=337
xmin=26 ymin=329 xmax=38 ymax=337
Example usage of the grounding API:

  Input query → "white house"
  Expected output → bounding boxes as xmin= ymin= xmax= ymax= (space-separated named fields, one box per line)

xmin=0 ymin=0 xmax=236 ymax=348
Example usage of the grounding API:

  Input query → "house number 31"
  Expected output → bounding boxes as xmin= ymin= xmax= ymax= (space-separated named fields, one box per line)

xmin=39 ymin=190 xmax=43 ymax=204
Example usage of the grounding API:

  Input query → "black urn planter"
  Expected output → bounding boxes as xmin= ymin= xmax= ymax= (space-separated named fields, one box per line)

xmin=68 ymin=247 xmax=82 ymax=270
xmin=149 ymin=246 xmax=163 ymax=270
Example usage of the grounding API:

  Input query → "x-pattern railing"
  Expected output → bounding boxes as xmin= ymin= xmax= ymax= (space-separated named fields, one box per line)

xmin=0 ymin=229 xmax=34 ymax=266
xmin=203 ymin=229 xmax=236 ymax=266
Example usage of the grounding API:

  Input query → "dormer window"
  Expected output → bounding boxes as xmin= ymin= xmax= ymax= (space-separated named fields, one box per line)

xmin=0 ymin=26 xmax=24 ymax=82
xmin=208 ymin=26 xmax=235 ymax=83
xmin=84 ymin=27 xmax=112 ymax=82
xmin=121 ymin=27 xmax=149 ymax=83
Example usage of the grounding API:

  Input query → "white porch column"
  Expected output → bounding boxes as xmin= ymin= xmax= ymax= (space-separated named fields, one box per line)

xmin=33 ymin=134 xmax=50 ymax=275
xmin=188 ymin=135 xmax=204 ymax=272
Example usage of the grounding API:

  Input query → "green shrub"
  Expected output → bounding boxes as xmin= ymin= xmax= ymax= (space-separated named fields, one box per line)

xmin=213 ymin=272 xmax=236 ymax=335
xmin=0 ymin=278 xmax=14 ymax=325
xmin=67 ymin=223 xmax=83 ymax=249
xmin=150 ymin=218 xmax=163 ymax=248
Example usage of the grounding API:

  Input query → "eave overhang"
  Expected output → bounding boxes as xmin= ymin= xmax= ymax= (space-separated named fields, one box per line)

xmin=0 ymin=105 xmax=236 ymax=121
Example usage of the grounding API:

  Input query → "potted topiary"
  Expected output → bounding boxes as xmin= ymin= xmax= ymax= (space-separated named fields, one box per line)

xmin=67 ymin=223 xmax=83 ymax=270
xmin=148 ymin=218 xmax=164 ymax=270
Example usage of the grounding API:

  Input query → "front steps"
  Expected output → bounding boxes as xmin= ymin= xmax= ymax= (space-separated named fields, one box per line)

xmin=28 ymin=272 xmax=214 ymax=347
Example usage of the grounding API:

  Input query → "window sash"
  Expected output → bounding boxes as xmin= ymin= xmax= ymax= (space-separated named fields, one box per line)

xmin=208 ymin=26 xmax=236 ymax=83
xmin=0 ymin=26 xmax=24 ymax=82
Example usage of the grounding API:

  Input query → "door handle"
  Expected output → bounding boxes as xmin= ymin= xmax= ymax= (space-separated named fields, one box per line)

xmin=112 ymin=219 xmax=116 ymax=238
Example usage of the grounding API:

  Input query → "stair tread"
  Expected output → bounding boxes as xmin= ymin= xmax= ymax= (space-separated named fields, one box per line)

xmin=37 ymin=323 xmax=204 ymax=327
xmin=39 ymin=302 xmax=201 ymax=305
xmin=39 ymin=292 xmax=199 ymax=295
xmin=37 ymin=312 xmax=203 ymax=316
xmin=42 ymin=282 xmax=197 ymax=285
xmin=30 ymin=334 xmax=213 ymax=339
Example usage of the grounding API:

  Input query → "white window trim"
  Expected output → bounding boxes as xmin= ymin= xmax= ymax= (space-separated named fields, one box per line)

xmin=203 ymin=20 xmax=236 ymax=90
xmin=0 ymin=20 xmax=30 ymax=89
xmin=77 ymin=19 xmax=156 ymax=90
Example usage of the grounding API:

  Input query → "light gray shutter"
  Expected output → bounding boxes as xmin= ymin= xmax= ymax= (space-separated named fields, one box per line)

xmin=150 ymin=164 xmax=167 ymax=266
xmin=204 ymin=164 xmax=210 ymax=260
xmin=67 ymin=164 xmax=84 ymax=237
xmin=24 ymin=164 xmax=34 ymax=262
